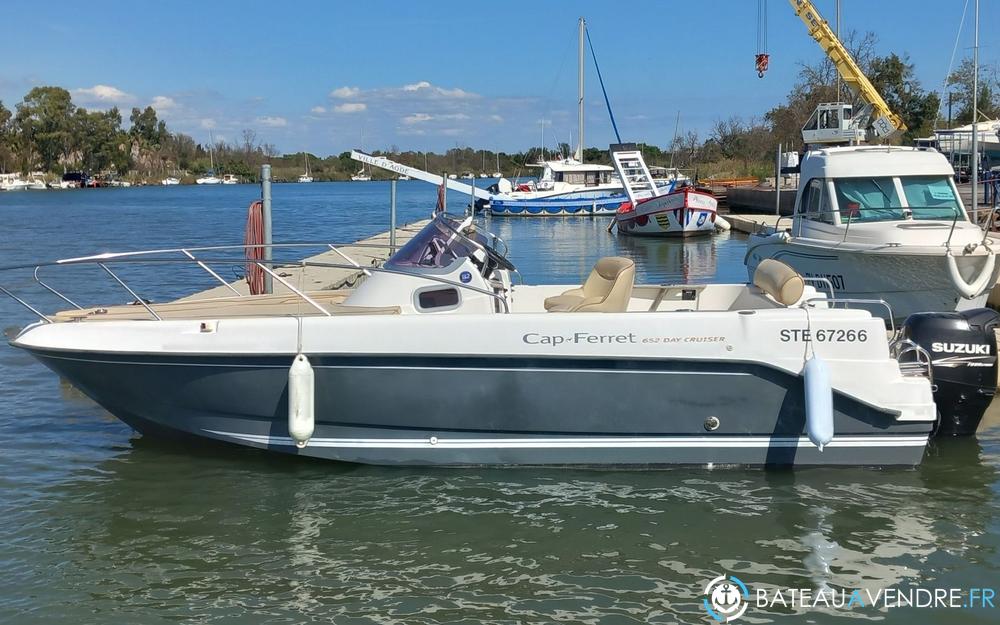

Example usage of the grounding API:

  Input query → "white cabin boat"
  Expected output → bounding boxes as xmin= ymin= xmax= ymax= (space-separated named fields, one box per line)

xmin=746 ymin=146 xmax=998 ymax=322
xmin=161 ymin=177 xmax=181 ymax=186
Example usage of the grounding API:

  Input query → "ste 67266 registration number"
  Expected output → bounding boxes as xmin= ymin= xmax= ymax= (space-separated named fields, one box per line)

xmin=779 ymin=328 xmax=868 ymax=343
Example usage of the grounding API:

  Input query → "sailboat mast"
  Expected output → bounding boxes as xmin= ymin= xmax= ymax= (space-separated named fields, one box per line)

xmin=971 ymin=0 xmax=979 ymax=220
xmin=578 ymin=16 xmax=585 ymax=163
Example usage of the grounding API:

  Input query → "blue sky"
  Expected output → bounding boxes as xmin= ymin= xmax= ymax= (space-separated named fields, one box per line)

xmin=0 ymin=0 xmax=995 ymax=156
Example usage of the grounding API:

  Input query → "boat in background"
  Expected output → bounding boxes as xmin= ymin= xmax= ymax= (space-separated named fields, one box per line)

xmin=1 ymin=174 xmax=32 ymax=191
xmin=746 ymin=145 xmax=998 ymax=322
xmin=610 ymin=144 xmax=724 ymax=236
xmin=161 ymin=177 xmax=180 ymax=186
xmin=351 ymin=167 xmax=371 ymax=181
xmin=222 ymin=174 xmax=240 ymax=185
xmin=486 ymin=158 xmax=626 ymax=216
xmin=198 ymin=132 xmax=222 ymax=184
xmin=298 ymin=154 xmax=314 ymax=183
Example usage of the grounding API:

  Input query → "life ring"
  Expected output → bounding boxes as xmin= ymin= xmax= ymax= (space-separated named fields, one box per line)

xmin=946 ymin=247 xmax=1000 ymax=299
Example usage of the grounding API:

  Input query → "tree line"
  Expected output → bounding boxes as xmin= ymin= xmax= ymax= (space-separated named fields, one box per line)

xmin=1 ymin=37 xmax=995 ymax=182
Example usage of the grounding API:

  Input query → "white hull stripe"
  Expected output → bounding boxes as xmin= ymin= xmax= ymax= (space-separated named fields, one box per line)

xmin=203 ymin=430 xmax=928 ymax=449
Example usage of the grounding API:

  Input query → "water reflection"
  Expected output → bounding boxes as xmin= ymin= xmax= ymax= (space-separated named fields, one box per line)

xmin=1 ymin=435 xmax=992 ymax=624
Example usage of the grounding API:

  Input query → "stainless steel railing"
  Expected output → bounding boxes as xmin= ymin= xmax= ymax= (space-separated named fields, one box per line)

xmin=0 ymin=241 xmax=513 ymax=324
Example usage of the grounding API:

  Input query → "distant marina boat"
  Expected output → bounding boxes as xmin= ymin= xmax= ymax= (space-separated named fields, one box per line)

xmin=610 ymin=144 xmax=723 ymax=237
xmin=1 ymin=174 xmax=32 ymax=191
xmin=486 ymin=158 xmax=627 ymax=216
xmin=198 ymin=131 xmax=222 ymax=184
xmin=397 ymin=175 xmax=411 ymax=181
xmin=298 ymin=153 xmax=313 ymax=183
xmin=222 ymin=174 xmax=240 ymax=185
xmin=161 ymin=177 xmax=180 ymax=186
xmin=447 ymin=173 xmax=458 ymax=180
xmin=350 ymin=167 xmax=371 ymax=182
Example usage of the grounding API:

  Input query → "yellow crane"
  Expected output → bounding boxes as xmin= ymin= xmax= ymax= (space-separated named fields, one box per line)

xmin=786 ymin=0 xmax=907 ymax=144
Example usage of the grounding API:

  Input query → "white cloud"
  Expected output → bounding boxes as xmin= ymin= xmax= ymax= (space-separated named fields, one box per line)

xmin=256 ymin=115 xmax=288 ymax=127
xmin=400 ymin=81 xmax=474 ymax=99
xmin=333 ymin=102 xmax=366 ymax=114
xmin=401 ymin=112 xmax=469 ymax=125
xmin=200 ymin=118 xmax=217 ymax=129
xmin=150 ymin=95 xmax=177 ymax=112
xmin=310 ymin=105 xmax=327 ymax=114
xmin=73 ymin=84 xmax=134 ymax=104
xmin=402 ymin=113 xmax=433 ymax=125
xmin=489 ymin=114 xmax=504 ymax=123
xmin=330 ymin=86 xmax=360 ymax=99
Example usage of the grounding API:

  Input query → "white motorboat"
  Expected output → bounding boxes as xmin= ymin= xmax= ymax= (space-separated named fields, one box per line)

xmin=6 ymin=214 xmax=996 ymax=466
xmin=196 ymin=175 xmax=222 ymax=185
xmin=161 ymin=177 xmax=181 ymax=186
xmin=610 ymin=144 xmax=724 ymax=237
xmin=1 ymin=174 xmax=32 ymax=191
xmin=222 ymin=174 xmax=240 ymax=185
xmin=745 ymin=146 xmax=999 ymax=323
xmin=351 ymin=166 xmax=371 ymax=181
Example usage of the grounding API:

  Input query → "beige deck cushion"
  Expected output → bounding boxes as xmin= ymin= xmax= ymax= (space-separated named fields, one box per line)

xmin=753 ymin=259 xmax=805 ymax=306
xmin=544 ymin=257 xmax=636 ymax=313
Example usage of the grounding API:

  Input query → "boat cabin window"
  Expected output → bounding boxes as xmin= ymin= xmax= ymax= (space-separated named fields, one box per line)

xmin=555 ymin=169 xmax=606 ymax=186
xmin=832 ymin=176 xmax=963 ymax=222
xmin=416 ymin=287 xmax=460 ymax=311
xmin=800 ymin=179 xmax=834 ymax=224
xmin=833 ymin=177 xmax=901 ymax=222
xmin=899 ymin=176 xmax=964 ymax=221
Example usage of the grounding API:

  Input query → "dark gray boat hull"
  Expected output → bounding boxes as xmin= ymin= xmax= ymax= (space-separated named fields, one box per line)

xmin=25 ymin=349 xmax=931 ymax=466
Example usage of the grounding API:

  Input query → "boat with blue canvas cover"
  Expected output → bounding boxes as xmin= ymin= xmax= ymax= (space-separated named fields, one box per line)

xmin=487 ymin=158 xmax=626 ymax=216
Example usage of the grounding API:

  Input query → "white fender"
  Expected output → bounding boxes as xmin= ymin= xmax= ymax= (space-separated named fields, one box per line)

xmin=288 ymin=354 xmax=315 ymax=448
xmin=804 ymin=356 xmax=834 ymax=451
xmin=714 ymin=215 xmax=731 ymax=231
xmin=946 ymin=249 xmax=998 ymax=299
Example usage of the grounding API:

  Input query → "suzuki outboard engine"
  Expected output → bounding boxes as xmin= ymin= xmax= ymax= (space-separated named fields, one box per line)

xmin=897 ymin=308 xmax=1000 ymax=436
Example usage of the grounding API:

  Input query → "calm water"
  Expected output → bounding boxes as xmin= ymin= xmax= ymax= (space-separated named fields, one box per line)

xmin=0 ymin=183 xmax=998 ymax=624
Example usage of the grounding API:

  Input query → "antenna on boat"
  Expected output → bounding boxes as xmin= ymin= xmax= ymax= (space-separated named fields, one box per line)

xmin=577 ymin=16 xmax=585 ymax=163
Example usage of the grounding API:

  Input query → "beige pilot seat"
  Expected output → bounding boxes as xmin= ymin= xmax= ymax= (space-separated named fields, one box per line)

xmin=753 ymin=258 xmax=805 ymax=306
xmin=544 ymin=257 xmax=636 ymax=312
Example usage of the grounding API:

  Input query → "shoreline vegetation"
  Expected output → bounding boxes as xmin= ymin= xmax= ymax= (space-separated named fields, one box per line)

xmin=0 ymin=34 xmax=994 ymax=186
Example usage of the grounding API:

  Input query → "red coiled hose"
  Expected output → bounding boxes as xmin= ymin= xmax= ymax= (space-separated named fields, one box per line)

xmin=244 ymin=200 xmax=265 ymax=295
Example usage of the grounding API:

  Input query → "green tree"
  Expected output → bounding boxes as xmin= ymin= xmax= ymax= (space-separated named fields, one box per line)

xmin=868 ymin=53 xmax=940 ymax=141
xmin=15 ymin=86 xmax=77 ymax=171
xmin=946 ymin=58 xmax=1000 ymax=124
xmin=76 ymin=107 xmax=129 ymax=173
xmin=129 ymin=106 xmax=166 ymax=147
xmin=0 ymin=100 xmax=13 ymax=171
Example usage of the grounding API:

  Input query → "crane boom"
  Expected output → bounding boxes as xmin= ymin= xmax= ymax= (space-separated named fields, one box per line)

xmin=788 ymin=0 xmax=906 ymax=140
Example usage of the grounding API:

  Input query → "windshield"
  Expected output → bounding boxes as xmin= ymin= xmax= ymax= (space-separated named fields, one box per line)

xmin=386 ymin=217 xmax=480 ymax=269
xmin=833 ymin=176 xmax=963 ymax=223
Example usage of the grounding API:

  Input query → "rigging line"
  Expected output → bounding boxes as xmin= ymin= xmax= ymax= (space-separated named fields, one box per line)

xmin=939 ymin=0 xmax=971 ymax=128
xmin=585 ymin=26 xmax=621 ymax=144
